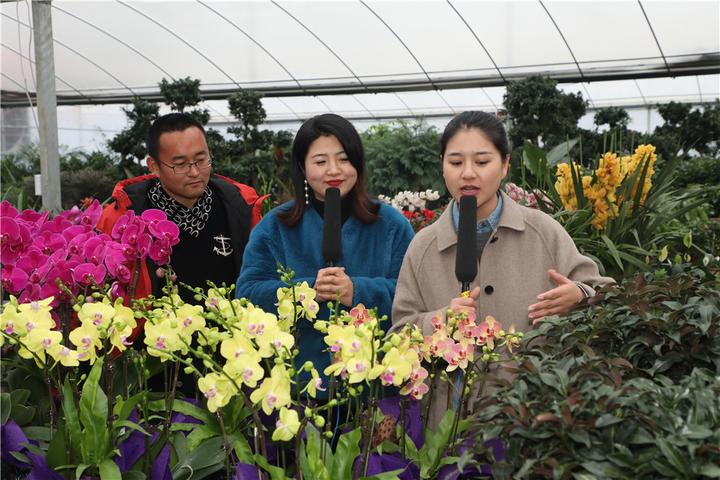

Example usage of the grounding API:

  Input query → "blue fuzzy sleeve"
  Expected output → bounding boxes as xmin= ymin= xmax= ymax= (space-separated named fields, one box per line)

xmin=235 ymin=213 xmax=315 ymax=312
xmin=350 ymin=209 xmax=414 ymax=321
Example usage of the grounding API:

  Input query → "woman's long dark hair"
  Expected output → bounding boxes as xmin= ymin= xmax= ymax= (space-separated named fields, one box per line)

xmin=279 ymin=113 xmax=379 ymax=227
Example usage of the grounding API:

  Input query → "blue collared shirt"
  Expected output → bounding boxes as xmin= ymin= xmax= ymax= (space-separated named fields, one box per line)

xmin=451 ymin=192 xmax=503 ymax=235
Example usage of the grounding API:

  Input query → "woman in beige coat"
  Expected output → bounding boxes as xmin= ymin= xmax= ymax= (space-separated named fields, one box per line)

xmin=392 ymin=111 xmax=614 ymax=423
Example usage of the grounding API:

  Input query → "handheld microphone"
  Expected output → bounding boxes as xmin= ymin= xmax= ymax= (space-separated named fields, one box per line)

xmin=455 ymin=195 xmax=477 ymax=296
xmin=322 ymin=187 xmax=342 ymax=266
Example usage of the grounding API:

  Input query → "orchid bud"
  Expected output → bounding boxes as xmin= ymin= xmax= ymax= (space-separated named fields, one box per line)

xmin=314 ymin=416 xmax=325 ymax=428
xmin=327 ymin=399 xmax=338 ymax=407
xmin=304 ymin=407 xmax=313 ymax=417
xmin=302 ymin=361 xmax=314 ymax=371
xmin=156 ymin=268 xmax=165 ymax=278
xmin=184 ymin=366 xmax=195 ymax=375
xmin=324 ymin=431 xmax=333 ymax=439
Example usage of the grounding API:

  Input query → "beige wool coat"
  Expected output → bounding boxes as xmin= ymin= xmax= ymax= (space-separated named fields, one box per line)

xmin=391 ymin=191 xmax=614 ymax=424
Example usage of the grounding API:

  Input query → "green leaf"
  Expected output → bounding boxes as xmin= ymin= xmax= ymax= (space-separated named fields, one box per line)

xmin=10 ymin=388 xmax=31 ymax=406
xmin=150 ymin=398 xmax=218 ymax=428
xmin=79 ymin=356 xmax=110 ymax=465
xmin=172 ymin=436 xmax=226 ymax=478
xmin=63 ymin=379 xmax=82 ymax=461
xmin=23 ymin=426 xmax=52 ymax=442
xmin=254 ymin=453 xmax=288 ymax=480
xmin=113 ymin=392 xmax=144 ymax=423
xmin=331 ymin=427 xmax=361 ymax=479
xmin=99 ymin=458 xmax=122 ymax=480
xmin=547 ymin=138 xmax=579 ymax=166
xmin=568 ymin=429 xmax=591 ymax=448
xmin=581 ymin=461 xmax=625 ymax=478
xmin=698 ymin=464 xmax=720 ymax=478
xmin=595 ymin=414 xmax=624 ymax=428
xmin=46 ymin=424 xmax=68 ymax=469
xmin=120 ymin=472 xmax=146 ymax=480
xmin=419 ymin=409 xmax=456 ymax=477
xmin=1 ymin=392 xmax=10 ymax=424
xmin=657 ymin=438 xmax=690 ymax=475
xmin=113 ymin=420 xmax=150 ymax=438
xmin=360 ymin=470 xmax=403 ymax=479
xmin=75 ymin=463 xmax=91 ymax=480
xmin=682 ymin=230 xmax=692 ymax=248
xmin=302 ymin=425 xmax=331 ymax=479
xmin=229 ymin=431 xmax=254 ymax=464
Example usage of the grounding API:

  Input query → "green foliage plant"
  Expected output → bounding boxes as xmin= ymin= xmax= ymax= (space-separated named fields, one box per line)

xmin=472 ymin=261 xmax=720 ymax=479
xmin=361 ymin=120 xmax=444 ymax=197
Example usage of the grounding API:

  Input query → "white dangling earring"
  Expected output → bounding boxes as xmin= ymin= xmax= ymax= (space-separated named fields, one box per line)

xmin=304 ymin=179 xmax=310 ymax=205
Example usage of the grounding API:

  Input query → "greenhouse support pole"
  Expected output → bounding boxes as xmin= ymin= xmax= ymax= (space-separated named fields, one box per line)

xmin=32 ymin=0 xmax=62 ymax=212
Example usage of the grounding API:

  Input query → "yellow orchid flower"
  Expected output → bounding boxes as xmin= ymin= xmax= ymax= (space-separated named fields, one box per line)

xmin=175 ymin=304 xmax=206 ymax=341
xmin=69 ymin=323 xmax=102 ymax=364
xmin=0 ymin=303 xmax=21 ymax=339
xmin=369 ymin=347 xmax=415 ymax=387
xmin=250 ymin=365 xmax=292 ymax=415
xmin=18 ymin=328 xmax=62 ymax=366
xmin=223 ymin=360 xmax=264 ymax=388
xmin=48 ymin=344 xmax=80 ymax=367
xmin=197 ymin=326 xmax=229 ymax=349
xmin=303 ymin=368 xmax=326 ymax=398
xmin=17 ymin=298 xmax=55 ymax=334
xmin=144 ymin=320 xmax=180 ymax=361
xmin=220 ymin=334 xmax=261 ymax=365
xmin=77 ymin=302 xmax=116 ymax=331
xmin=198 ymin=372 xmax=235 ymax=413
xmin=272 ymin=407 xmax=300 ymax=442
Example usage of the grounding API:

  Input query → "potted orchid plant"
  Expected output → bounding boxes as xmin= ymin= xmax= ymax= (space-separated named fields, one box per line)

xmin=1 ymin=200 xmax=521 ymax=480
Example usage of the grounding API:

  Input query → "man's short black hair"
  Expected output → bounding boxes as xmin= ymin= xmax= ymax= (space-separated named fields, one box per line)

xmin=147 ymin=113 xmax=207 ymax=159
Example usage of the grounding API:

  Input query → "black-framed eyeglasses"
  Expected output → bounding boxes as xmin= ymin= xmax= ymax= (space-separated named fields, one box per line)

xmin=158 ymin=156 xmax=213 ymax=175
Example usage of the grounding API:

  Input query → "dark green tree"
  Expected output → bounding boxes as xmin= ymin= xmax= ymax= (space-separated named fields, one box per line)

xmin=503 ymin=75 xmax=587 ymax=149
xmin=107 ymin=98 xmax=159 ymax=168
xmin=226 ymin=90 xmax=269 ymax=153
xmin=362 ymin=120 xmax=444 ymax=196
xmin=593 ymin=106 xmax=630 ymax=130
xmin=651 ymin=100 xmax=720 ymax=158
xmin=159 ymin=76 xmax=210 ymax=125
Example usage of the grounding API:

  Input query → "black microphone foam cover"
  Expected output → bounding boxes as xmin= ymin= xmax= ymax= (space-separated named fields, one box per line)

xmin=455 ymin=195 xmax=478 ymax=284
xmin=322 ymin=187 xmax=342 ymax=264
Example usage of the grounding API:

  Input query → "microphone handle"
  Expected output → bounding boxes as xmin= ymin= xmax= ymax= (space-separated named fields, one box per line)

xmin=461 ymin=281 xmax=471 ymax=297
xmin=327 ymin=261 xmax=335 ymax=268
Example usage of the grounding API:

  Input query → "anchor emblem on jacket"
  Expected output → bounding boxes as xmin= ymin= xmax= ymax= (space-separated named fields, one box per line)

xmin=213 ymin=235 xmax=233 ymax=256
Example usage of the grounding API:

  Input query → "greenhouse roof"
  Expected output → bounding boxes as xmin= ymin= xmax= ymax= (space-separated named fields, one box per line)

xmin=1 ymin=0 xmax=719 ymax=121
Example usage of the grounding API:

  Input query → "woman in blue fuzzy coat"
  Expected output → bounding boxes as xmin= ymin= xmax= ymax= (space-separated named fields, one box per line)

xmin=235 ymin=113 xmax=414 ymax=394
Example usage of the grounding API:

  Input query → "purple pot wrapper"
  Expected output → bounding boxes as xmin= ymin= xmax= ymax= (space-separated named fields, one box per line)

xmin=376 ymin=396 xmax=424 ymax=449
xmin=235 ymin=462 xmax=262 ymax=479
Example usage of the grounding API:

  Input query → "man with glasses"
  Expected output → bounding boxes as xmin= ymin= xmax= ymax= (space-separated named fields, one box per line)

xmin=99 ymin=112 xmax=266 ymax=304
